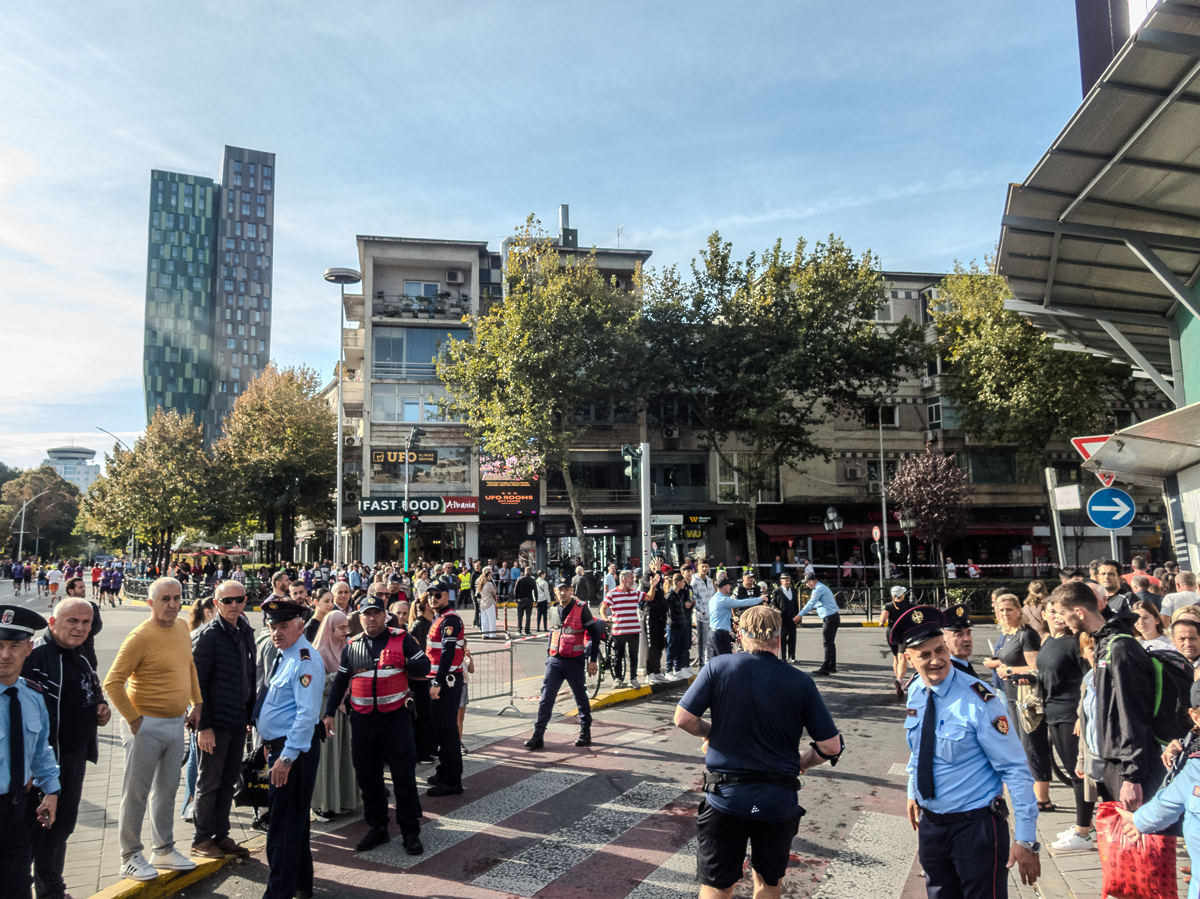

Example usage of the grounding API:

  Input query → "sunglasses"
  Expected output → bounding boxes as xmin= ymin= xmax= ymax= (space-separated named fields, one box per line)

xmin=219 ymin=595 xmax=247 ymax=604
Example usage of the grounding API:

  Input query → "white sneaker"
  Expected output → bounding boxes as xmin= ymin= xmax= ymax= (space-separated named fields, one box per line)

xmin=1050 ymin=831 xmax=1095 ymax=852
xmin=612 ymin=680 xmax=627 ymax=689
xmin=1055 ymin=825 xmax=1076 ymax=841
xmin=629 ymin=680 xmax=641 ymax=689
xmin=120 ymin=853 xmax=159 ymax=881
xmin=150 ymin=848 xmax=197 ymax=871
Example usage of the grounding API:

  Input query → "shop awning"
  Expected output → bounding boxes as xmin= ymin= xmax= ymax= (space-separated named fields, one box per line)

xmin=1083 ymin=401 xmax=1200 ymax=478
xmin=996 ymin=2 xmax=1200 ymax=407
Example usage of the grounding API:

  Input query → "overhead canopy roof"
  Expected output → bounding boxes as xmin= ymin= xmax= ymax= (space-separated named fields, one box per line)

xmin=1083 ymin=401 xmax=1200 ymax=478
xmin=997 ymin=0 xmax=1200 ymax=406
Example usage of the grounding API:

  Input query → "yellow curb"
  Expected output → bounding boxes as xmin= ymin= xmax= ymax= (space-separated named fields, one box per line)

xmin=567 ymin=675 xmax=696 ymax=717
xmin=87 ymin=836 xmax=266 ymax=899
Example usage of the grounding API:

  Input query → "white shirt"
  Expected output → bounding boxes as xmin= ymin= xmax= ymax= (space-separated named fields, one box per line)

xmin=47 ymin=569 xmax=62 ymax=585
xmin=803 ymin=562 xmax=815 ymax=579
xmin=946 ymin=562 xmax=957 ymax=579
xmin=1161 ymin=591 xmax=1200 ymax=620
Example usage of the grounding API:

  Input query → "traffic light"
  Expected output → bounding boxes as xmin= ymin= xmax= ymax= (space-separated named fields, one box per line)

xmin=403 ymin=511 xmax=421 ymax=527
xmin=621 ymin=444 xmax=642 ymax=479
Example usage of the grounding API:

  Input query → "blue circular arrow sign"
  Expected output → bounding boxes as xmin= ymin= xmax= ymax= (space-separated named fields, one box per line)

xmin=1086 ymin=487 xmax=1136 ymax=530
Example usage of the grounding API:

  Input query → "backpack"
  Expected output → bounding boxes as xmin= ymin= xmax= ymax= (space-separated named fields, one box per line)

xmin=1105 ymin=632 xmax=1193 ymax=745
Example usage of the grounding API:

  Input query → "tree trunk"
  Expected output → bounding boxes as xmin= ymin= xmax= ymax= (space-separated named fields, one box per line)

xmin=561 ymin=460 xmax=592 ymax=571
xmin=744 ymin=495 xmax=759 ymax=569
xmin=265 ymin=509 xmax=277 ymax=563
xmin=281 ymin=504 xmax=295 ymax=564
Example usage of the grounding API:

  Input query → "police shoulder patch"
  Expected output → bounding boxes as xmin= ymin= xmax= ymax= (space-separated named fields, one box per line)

xmin=907 ymin=707 xmax=918 ymax=717
xmin=970 ymin=681 xmax=995 ymax=702
xmin=1193 ymin=785 xmax=1200 ymax=797
xmin=299 ymin=648 xmax=311 ymax=661
xmin=993 ymin=715 xmax=1009 ymax=735
xmin=20 ymin=676 xmax=43 ymax=693
xmin=299 ymin=673 xmax=312 ymax=688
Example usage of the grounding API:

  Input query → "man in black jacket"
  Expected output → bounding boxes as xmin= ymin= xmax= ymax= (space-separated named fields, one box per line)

xmin=1054 ymin=580 xmax=1166 ymax=810
xmin=513 ymin=567 xmax=537 ymax=635
xmin=63 ymin=577 xmax=102 ymax=670
xmin=770 ymin=574 xmax=799 ymax=662
xmin=23 ymin=598 xmax=112 ymax=899
xmin=191 ymin=580 xmax=256 ymax=859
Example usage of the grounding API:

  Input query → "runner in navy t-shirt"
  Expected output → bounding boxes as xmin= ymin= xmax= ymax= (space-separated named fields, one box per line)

xmin=675 ymin=605 xmax=843 ymax=896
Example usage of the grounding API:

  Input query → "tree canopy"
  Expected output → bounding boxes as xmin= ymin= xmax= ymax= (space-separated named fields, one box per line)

xmin=931 ymin=260 xmax=1146 ymax=465
xmin=2 ymin=466 xmax=81 ymax=558
xmin=643 ymin=232 xmax=922 ymax=564
xmin=887 ymin=444 xmax=972 ymax=585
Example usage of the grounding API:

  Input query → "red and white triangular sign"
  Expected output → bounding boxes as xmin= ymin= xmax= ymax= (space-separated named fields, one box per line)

xmin=1071 ymin=434 xmax=1111 ymax=462
xmin=1096 ymin=470 xmax=1116 ymax=487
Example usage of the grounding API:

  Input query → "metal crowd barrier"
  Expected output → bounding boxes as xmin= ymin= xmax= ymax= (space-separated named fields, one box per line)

xmin=465 ymin=640 xmax=522 ymax=717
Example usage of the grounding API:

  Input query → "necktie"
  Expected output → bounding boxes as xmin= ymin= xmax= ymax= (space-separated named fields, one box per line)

xmin=918 ymin=690 xmax=937 ymax=801
xmin=7 ymin=686 xmax=23 ymax=795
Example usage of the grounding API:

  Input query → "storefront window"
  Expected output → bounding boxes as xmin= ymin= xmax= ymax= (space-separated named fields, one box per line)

xmin=376 ymin=521 xmax=465 ymax=564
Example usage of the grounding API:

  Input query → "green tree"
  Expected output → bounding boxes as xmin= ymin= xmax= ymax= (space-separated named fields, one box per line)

xmin=644 ymin=232 xmax=922 ymax=565
xmin=2 ymin=467 xmax=81 ymax=559
xmin=80 ymin=410 xmax=210 ymax=564
xmin=438 ymin=218 xmax=646 ymax=569
xmin=886 ymin=444 xmax=973 ymax=587
xmin=931 ymin=260 xmax=1146 ymax=472
xmin=215 ymin=363 xmax=337 ymax=562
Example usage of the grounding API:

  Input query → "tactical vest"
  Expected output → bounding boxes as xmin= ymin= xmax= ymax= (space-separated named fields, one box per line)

xmin=348 ymin=628 xmax=410 ymax=713
xmin=428 ymin=609 xmax=465 ymax=673
xmin=549 ymin=601 xmax=587 ymax=658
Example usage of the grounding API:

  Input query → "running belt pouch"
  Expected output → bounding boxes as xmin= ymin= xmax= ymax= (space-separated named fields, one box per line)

xmin=234 ymin=745 xmax=270 ymax=808
xmin=1095 ymin=801 xmax=1178 ymax=899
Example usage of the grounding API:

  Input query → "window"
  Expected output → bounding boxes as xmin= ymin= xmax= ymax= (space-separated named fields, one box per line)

xmin=963 ymin=451 xmax=1018 ymax=484
xmin=254 ymin=311 xmax=260 ymax=322
xmin=248 ymin=177 xmax=255 ymax=189
xmin=238 ymin=325 xmax=245 ymax=335
xmin=192 ymin=278 xmax=201 ymax=289
xmin=152 ymin=228 xmax=161 ymax=242
xmin=233 ymin=382 xmax=239 ymax=394
xmin=236 ymin=310 xmax=242 ymax=321
xmin=225 ymin=238 xmax=235 ymax=250
xmin=262 ymin=225 xmax=269 ymax=240
xmin=866 ymin=459 xmax=899 ymax=483
xmin=717 ymin=453 xmax=781 ymax=504
xmin=150 ymin=259 xmax=158 ymax=271
xmin=246 ymin=224 xmax=256 ymax=238
xmin=165 ymin=214 xmax=174 ymax=228
xmin=258 ymin=340 xmax=265 ymax=351
xmin=927 ymin=397 xmax=941 ymax=429
xmin=220 ymin=382 xmax=227 ymax=393
xmin=250 ymin=326 xmax=256 ymax=336
xmin=251 ymin=354 xmax=258 ymax=365
xmin=263 ymin=178 xmax=272 ymax=190
xmin=264 ymin=255 xmax=270 ymax=267
xmin=227 ymin=200 xmax=234 ymax=214
xmin=875 ymin=297 xmax=892 ymax=322
xmin=159 ymin=274 xmax=172 ymax=287
xmin=227 ymin=338 xmax=236 ymax=349
xmin=372 ymin=326 xmax=468 ymax=379
xmin=864 ymin=404 xmax=899 ymax=428
xmin=231 ymin=367 xmax=240 ymax=379
xmin=263 ymin=165 xmax=272 ymax=176
xmin=241 ymin=203 xmax=250 ymax=215
xmin=224 ymin=280 xmax=234 ymax=291
xmin=249 ymin=163 xmax=255 ymax=174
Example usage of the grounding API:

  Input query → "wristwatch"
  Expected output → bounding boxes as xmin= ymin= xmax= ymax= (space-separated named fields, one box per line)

xmin=1014 ymin=840 xmax=1040 ymax=853
xmin=279 ymin=756 xmax=293 ymax=767
xmin=1006 ymin=666 xmax=1012 ymax=677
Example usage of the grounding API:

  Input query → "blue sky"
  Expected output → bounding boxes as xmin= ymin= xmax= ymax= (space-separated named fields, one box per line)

xmin=1 ymin=1 xmax=1090 ymax=469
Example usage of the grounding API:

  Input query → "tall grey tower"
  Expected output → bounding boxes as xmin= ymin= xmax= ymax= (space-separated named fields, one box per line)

xmin=142 ymin=145 xmax=275 ymax=446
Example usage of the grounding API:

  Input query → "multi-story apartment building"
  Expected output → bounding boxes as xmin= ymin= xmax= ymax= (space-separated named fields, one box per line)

xmin=41 ymin=446 xmax=101 ymax=494
xmin=337 ymin=219 xmax=1170 ymax=573
xmin=143 ymin=146 xmax=276 ymax=445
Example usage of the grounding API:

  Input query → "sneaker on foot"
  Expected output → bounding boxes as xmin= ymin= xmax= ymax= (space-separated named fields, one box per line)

xmin=629 ymin=679 xmax=641 ymax=689
xmin=120 ymin=853 xmax=159 ymax=881
xmin=149 ymin=848 xmax=196 ymax=871
xmin=1050 ymin=831 xmax=1095 ymax=851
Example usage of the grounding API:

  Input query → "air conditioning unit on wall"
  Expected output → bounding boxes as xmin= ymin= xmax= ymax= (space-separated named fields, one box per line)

xmin=920 ymin=376 xmax=934 ymax=388
xmin=868 ymin=481 xmax=882 ymax=494
xmin=845 ymin=466 xmax=864 ymax=480
xmin=446 ymin=270 xmax=465 ymax=285
xmin=344 ymin=436 xmax=361 ymax=447
xmin=662 ymin=427 xmax=680 ymax=439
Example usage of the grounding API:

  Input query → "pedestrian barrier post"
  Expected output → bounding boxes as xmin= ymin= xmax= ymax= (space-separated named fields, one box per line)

xmin=467 ymin=640 xmax=522 ymax=717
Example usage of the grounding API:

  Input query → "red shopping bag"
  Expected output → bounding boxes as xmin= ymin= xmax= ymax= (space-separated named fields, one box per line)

xmin=1094 ymin=801 xmax=1179 ymax=899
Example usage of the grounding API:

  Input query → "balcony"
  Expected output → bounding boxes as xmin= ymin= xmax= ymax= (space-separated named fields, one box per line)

xmin=546 ymin=488 xmax=639 ymax=506
xmin=371 ymin=361 xmax=437 ymax=380
xmin=343 ymin=293 xmax=365 ymax=323
xmin=341 ymin=380 xmax=364 ymax=416
xmin=343 ymin=328 xmax=364 ymax=366
xmin=372 ymin=292 xmax=472 ymax=322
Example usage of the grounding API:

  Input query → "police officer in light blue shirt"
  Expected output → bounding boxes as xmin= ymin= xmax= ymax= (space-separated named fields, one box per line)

xmin=798 ymin=573 xmax=841 ymax=675
xmin=0 ymin=605 xmax=60 ymax=892
xmin=891 ymin=605 xmax=1041 ymax=898
xmin=254 ymin=600 xmax=324 ymax=899
xmin=707 ymin=574 xmax=763 ymax=657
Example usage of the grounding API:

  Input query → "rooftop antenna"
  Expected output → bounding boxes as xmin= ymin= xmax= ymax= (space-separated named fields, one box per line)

xmin=616 ymin=225 xmax=624 ymax=249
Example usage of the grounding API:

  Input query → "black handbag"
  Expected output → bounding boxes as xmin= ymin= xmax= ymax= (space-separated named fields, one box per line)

xmin=234 ymin=744 xmax=270 ymax=809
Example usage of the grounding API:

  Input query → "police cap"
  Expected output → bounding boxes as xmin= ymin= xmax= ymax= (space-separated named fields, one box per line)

xmin=424 ymin=582 xmax=444 ymax=596
xmin=888 ymin=605 xmax=946 ymax=649
xmin=261 ymin=599 xmax=307 ymax=623
xmin=942 ymin=602 xmax=972 ymax=631
xmin=554 ymin=576 xmax=573 ymax=589
xmin=358 ymin=593 xmax=387 ymax=613
xmin=0 ymin=605 xmax=47 ymax=641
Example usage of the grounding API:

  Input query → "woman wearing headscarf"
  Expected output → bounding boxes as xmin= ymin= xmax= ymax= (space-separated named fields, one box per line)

xmin=310 ymin=610 xmax=357 ymax=820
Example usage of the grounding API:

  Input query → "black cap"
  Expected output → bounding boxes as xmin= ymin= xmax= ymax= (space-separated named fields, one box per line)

xmin=359 ymin=594 xmax=387 ymax=612
xmin=888 ymin=605 xmax=946 ymax=648
xmin=261 ymin=599 xmax=307 ymax=622
xmin=943 ymin=603 xmax=972 ymax=631
xmin=0 ymin=605 xmax=47 ymax=641
xmin=554 ymin=575 xmax=573 ymax=589
xmin=425 ymin=582 xmax=444 ymax=595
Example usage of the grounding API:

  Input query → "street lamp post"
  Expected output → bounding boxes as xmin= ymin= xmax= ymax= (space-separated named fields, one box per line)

xmin=899 ymin=513 xmax=917 ymax=595
xmin=324 ymin=267 xmax=362 ymax=571
xmin=11 ymin=490 xmax=51 ymax=561
xmin=823 ymin=506 xmax=844 ymax=587
xmin=403 ymin=427 xmax=427 ymax=570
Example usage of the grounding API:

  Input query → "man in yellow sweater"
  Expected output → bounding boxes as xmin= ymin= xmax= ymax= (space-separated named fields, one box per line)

xmin=103 ymin=577 xmax=203 ymax=882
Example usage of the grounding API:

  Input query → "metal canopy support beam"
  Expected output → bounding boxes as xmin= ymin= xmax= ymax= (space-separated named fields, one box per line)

xmin=1059 ymin=56 xmax=1200 ymax=221
xmin=1095 ymin=318 xmax=1180 ymax=405
xmin=1050 ymin=148 xmax=1200 ymax=178
xmin=1124 ymin=239 xmax=1200 ymax=320
xmin=1137 ymin=27 xmax=1200 ymax=57
xmin=1168 ymin=317 xmax=1186 ymax=404
xmin=1043 ymin=232 xmax=1061 ymax=306
xmin=1003 ymin=298 xmax=1172 ymax=328
xmin=1001 ymin=214 xmax=1200 ymax=253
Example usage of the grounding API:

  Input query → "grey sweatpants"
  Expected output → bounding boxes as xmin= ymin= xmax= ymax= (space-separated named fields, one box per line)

xmin=119 ymin=714 xmax=186 ymax=861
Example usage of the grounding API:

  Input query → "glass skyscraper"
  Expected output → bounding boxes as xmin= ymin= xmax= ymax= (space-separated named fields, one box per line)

xmin=142 ymin=145 xmax=275 ymax=445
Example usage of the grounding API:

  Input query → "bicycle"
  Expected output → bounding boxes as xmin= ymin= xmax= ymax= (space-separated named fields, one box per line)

xmin=586 ymin=621 xmax=614 ymax=699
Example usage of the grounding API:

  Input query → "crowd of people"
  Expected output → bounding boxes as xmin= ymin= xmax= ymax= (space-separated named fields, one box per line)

xmin=6 ymin=548 xmax=1200 ymax=899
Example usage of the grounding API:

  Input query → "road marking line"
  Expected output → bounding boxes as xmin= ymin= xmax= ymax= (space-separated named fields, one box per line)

xmin=622 ymin=837 xmax=698 ymax=899
xmin=887 ymin=762 xmax=908 ymax=777
xmin=472 ymin=781 xmax=681 ymax=897
xmin=812 ymin=810 xmax=918 ymax=899
xmin=363 ymin=767 xmax=585 ymax=869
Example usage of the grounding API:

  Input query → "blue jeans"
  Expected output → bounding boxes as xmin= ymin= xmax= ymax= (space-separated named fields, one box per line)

xmin=183 ymin=732 xmax=199 ymax=807
xmin=666 ymin=625 xmax=689 ymax=671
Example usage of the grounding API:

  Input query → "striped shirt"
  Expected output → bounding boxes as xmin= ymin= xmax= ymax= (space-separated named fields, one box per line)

xmin=603 ymin=589 xmax=643 ymax=636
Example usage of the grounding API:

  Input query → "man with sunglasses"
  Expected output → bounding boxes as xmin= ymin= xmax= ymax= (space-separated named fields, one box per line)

xmin=189 ymin=581 xmax=256 ymax=859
